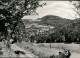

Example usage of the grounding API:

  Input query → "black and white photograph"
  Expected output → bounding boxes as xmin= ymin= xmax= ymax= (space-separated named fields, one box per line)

xmin=0 ymin=0 xmax=80 ymax=58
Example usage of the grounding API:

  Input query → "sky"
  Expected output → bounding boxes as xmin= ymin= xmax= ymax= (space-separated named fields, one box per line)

xmin=22 ymin=1 xmax=79 ymax=20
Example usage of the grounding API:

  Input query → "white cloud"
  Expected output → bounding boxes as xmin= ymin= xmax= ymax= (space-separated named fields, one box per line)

xmin=22 ymin=1 xmax=79 ymax=20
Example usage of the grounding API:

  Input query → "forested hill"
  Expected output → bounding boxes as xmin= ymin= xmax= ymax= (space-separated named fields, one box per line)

xmin=37 ymin=15 xmax=73 ymax=28
xmin=23 ymin=15 xmax=80 ymax=43
xmin=33 ymin=15 xmax=80 ymax=42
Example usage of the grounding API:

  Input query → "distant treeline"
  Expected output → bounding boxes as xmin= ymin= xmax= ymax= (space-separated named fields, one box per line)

xmin=28 ymin=15 xmax=80 ymax=43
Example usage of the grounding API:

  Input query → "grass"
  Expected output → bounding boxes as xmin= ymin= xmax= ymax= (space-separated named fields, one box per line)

xmin=17 ymin=41 xmax=80 ymax=58
xmin=0 ymin=42 xmax=17 ymax=57
xmin=17 ymin=42 xmax=63 ymax=58
xmin=41 ymin=43 xmax=80 ymax=53
xmin=0 ymin=41 xmax=79 ymax=58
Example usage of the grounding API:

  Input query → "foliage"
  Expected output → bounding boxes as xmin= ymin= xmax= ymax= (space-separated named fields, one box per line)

xmin=50 ymin=18 xmax=80 ymax=42
xmin=0 ymin=0 xmax=45 ymax=43
xmin=30 ymin=18 xmax=80 ymax=43
xmin=30 ymin=14 xmax=80 ymax=43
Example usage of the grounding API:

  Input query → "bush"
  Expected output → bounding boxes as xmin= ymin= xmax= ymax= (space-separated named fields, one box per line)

xmin=0 ymin=51 xmax=3 ymax=55
xmin=0 ymin=47 xmax=2 ymax=50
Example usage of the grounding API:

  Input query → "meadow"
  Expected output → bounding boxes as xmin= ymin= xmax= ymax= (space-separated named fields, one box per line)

xmin=18 ymin=41 xmax=80 ymax=58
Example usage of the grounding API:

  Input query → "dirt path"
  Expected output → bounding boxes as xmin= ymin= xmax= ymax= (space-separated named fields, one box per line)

xmin=10 ymin=44 xmax=38 ymax=57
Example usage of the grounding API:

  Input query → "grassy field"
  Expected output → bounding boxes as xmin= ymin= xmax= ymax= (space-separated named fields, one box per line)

xmin=40 ymin=43 xmax=80 ymax=53
xmin=17 ymin=42 xmax=59 ymax=57
xmin=1 ymin=41 xmax=80 ymax=58
xmin=18 ymin=41 xmax=80 ymax=58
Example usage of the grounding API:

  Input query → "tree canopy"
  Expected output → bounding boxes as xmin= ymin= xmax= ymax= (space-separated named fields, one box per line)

xmin=0 ymin=0 xmax=45 ymax=42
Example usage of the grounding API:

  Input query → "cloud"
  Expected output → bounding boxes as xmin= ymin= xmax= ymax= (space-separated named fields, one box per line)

xmin=22 ymin=1 xmax=79 ymax=20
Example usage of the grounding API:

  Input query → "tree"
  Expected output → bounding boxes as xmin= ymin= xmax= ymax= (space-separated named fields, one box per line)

xmin=72 ymin=1 xmax=80 ymax=17
xmin=30 ymin=35 xmax=35 ymax=43
xmin=0 ymin=0 xmax=45 ymax=41
xmin=71 ymin=1 xmax=80 ymax=42
xmin=0 ymin=0 xmax=45 ymax=56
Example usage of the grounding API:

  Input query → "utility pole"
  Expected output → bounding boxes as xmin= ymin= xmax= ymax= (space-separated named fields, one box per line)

xmin=50 ymin=40 xmax=51 ymax=49
xmin=48 ymin=25 xmax=52 ymax=49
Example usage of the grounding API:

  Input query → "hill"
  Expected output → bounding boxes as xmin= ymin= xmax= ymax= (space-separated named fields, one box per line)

xmin=37 ymin=15 xmax=73 ymax=28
